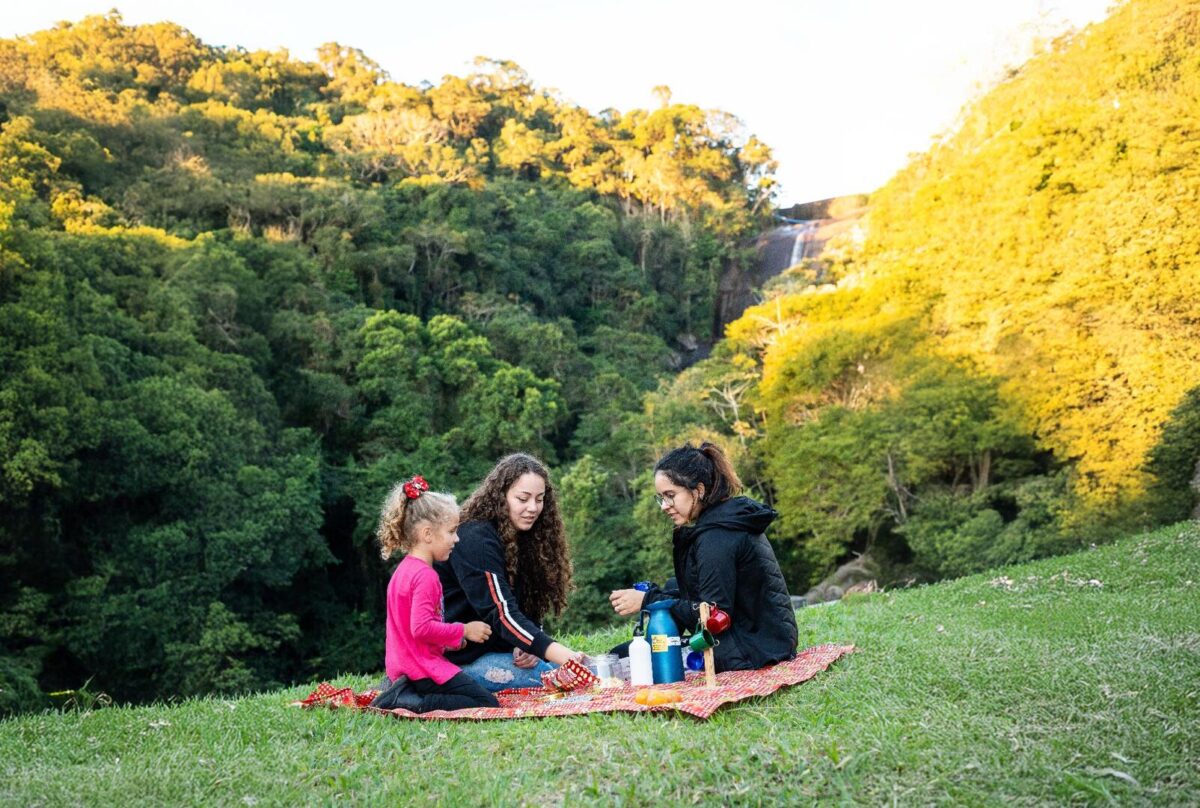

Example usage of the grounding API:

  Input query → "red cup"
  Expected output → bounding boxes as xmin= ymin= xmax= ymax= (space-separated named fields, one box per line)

xmin=706 ymin=606 xmax=731 ymax=635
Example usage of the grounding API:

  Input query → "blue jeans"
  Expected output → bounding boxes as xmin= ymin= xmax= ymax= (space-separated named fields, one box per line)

xmin=457 ymin=652 xmax=554 ymax=693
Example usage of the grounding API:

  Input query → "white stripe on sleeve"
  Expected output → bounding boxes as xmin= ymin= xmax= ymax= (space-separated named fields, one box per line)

xmin=487 ymin=571 xmax=536 ymax=642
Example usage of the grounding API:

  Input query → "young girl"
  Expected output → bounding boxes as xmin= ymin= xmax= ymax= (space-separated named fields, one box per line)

xmin=370 ymin=475 xmax=499 ymax=713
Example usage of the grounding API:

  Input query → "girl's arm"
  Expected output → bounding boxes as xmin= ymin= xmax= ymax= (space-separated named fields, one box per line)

xmin=409 ymin=569 xmax=465 ymax=649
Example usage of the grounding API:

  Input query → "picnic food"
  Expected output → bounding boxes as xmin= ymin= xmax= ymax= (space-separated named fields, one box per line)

xmin=587 ymin=653 xmax=624 ymax=689
xmin=541 ymin=658 xmax=599 ymax=692
xmin=634 ymin=688 xmax=681 ymax=705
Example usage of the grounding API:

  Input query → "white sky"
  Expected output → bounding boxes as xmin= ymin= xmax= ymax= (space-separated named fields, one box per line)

xmin=6 ymin=1 xmax=1117 ymax=204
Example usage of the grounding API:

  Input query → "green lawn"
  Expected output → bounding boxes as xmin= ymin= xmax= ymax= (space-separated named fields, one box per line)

xmin=3 ymin=521 xmax=1198 ymax=806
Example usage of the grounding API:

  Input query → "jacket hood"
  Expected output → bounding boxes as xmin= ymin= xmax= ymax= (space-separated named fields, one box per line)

xmin=681 ymin=496 xmax=777 ymax=539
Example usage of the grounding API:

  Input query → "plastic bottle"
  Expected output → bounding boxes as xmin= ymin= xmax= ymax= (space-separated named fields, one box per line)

xmin=629 ymin=627 xmax=654 ymax=686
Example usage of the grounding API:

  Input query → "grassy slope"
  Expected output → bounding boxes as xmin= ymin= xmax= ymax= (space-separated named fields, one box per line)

xmin=2 ymin=521 xmax=1197 ymax=806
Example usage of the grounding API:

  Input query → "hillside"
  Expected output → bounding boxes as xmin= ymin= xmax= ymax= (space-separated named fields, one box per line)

xmin=2 ymin=520 xmax=1196 ymax=804
xmin=5 ymin=0 xmax=1200 ymax=719
xmin=618 ymin=0 xmax=1200 ymax=587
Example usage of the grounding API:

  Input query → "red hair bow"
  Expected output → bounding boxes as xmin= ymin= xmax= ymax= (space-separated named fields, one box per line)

xmin=402 ymin=475 xmax=430 ymax=500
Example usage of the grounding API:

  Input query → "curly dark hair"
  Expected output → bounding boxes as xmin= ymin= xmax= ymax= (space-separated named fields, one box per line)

xmin=459 ymin=453 xmax=572 ymax=621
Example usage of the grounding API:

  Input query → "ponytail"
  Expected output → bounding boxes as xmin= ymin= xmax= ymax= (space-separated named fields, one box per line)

xmin=699 ymin=442 xmax=742 ymax=501
xmin=654 ymin=441 xmax=742 ymax=512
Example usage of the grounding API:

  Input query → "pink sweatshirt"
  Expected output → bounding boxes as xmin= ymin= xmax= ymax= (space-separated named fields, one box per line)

xmin=385 ymin=555 xmax=466 ymax=685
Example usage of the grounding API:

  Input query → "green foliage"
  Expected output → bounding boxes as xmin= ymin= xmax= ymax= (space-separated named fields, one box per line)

xmin=0 ymin=11 xmax=775 ymax=710
xmin=848 ymin=0 xmax=1200 ymax=510
xmin=752 ymin=330 xmax=1044 ymax=583
xmin=555 ymin=456 xmax=639 ymax=631
xmin=0 ymin=635 xmax=49 ymax=718
xmin=350 ymin=309 xmax=569 ymax=558
xmin=899 ymin=472 xmax=1079 ymax=579
xmin=0 ymin=226 xmax=335 ymax=703
xmin=613 ymin=0 xmax=1200 ymax=590
xmin=1144 ymin=385 xmax=1200 ymax=521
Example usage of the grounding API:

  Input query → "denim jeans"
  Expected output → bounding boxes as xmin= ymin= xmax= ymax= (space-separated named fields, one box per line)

xmin=457 ymin=651 xmax=555 ymax=692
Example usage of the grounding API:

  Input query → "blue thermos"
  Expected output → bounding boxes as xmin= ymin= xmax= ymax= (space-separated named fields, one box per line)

xmin=642 ymin=600 xmax=684 ymax=684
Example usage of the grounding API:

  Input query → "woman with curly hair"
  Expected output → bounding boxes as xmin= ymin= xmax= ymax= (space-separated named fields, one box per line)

xmin=436 ymin=453 xmax=580 ymax=691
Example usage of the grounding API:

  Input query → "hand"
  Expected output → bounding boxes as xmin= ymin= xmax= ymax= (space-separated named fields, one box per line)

xmin=463 ymin=621 xmax=492 ymax=643
xmin=609 ymin=588 xmax=646 ymax=617
xmin=512 ymin=648 xmax=538 ymax=669
xmin=543 ymin=642 xmax=580 ymax=666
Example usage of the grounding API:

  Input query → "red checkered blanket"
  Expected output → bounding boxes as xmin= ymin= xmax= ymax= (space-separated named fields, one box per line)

xmin=295 ymin=643 xmax=854 ymax=721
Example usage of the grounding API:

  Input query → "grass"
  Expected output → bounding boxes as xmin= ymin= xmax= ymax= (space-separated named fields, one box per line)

xmin=2 ymin=521 xmax=1198 ymax=806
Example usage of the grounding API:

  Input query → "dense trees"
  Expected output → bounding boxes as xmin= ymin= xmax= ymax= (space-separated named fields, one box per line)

xmin=597 ymin=0 xmax=1200 ymax=589
xmin=4 ymin=0 xmax=1197 ymax=713
xmin=0 ymin=12 xmax=775 ymax=712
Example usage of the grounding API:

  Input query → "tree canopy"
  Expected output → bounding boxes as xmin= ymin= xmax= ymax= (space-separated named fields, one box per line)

xmin=583 ymin=0 xmax=1200 ymax=589
xmin=0 ymin=12 xmax=776 ymax=713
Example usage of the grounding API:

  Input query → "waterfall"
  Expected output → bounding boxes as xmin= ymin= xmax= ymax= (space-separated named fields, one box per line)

xmin=713 ymin=202 xmax=866 ymax=355
xmin=788 ymin=220 xmax=820 ymax=268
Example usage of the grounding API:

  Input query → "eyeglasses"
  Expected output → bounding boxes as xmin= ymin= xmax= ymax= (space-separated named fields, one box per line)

xmin=654 ymin=491 xmax=679 ymax=507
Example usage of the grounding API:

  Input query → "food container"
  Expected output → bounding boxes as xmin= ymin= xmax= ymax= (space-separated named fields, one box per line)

xmin=587 ymin=653 xmax=624 ymax=688
xmin=541 ymin=658 xmax=599 ymax=692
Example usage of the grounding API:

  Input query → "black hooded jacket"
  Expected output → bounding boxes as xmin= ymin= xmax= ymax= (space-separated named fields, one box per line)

xmin=643 ymin=496 xmax=797 ymax=671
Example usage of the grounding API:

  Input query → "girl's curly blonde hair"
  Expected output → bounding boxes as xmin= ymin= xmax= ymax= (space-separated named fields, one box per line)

xmin=459 ymin=454 xmax=572 ymax=621
xmin=376 ymin=480 xmax=458 ymax=560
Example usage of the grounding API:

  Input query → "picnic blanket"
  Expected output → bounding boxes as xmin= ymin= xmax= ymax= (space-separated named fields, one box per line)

xmin=296 ymin=643 xmax=854 ymax=721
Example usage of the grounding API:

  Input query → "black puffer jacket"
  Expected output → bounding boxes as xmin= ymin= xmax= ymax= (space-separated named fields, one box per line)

xmin=643 ymin=496 xmax=797 ymax=671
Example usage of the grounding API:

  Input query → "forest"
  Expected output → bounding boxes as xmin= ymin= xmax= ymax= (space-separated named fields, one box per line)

xmin=2 ymin=0 xmax=1198 ymax=713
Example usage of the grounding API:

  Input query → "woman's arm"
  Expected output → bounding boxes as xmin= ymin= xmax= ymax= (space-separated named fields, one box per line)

xmin=668 ymin=539 xmax=739 ymax=629
xmin=609 ymin=588 xmax=645 ymax=616
xmin=611 ymin=576 xmax=683 ymax=616
xmin=691 ymin=534 xmax=740 ymax=610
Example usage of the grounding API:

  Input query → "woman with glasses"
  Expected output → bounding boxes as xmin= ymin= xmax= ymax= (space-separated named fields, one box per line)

xmin=609 ymin=442 xmax=798 ymax=671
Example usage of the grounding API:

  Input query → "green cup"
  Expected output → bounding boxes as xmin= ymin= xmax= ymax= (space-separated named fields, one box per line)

xmin=688 ymin=628 xmax=717 ymax=652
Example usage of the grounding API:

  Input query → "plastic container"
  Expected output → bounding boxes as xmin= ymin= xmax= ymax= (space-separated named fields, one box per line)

xmin=629 ymin=630 xmax=653 ymax=686
xmin=588 ymin=653 xmax=623 ymax=688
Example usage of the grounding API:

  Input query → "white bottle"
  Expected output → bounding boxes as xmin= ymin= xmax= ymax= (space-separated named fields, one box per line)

xmin=629 ymin=630 xmax=653 ymax=686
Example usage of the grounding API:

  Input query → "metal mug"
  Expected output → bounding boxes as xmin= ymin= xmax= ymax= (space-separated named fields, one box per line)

xmin=688 ymin=627 xmax=718 ymax=652
xmin=706 ymin=606 xmax=731 ymax=635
